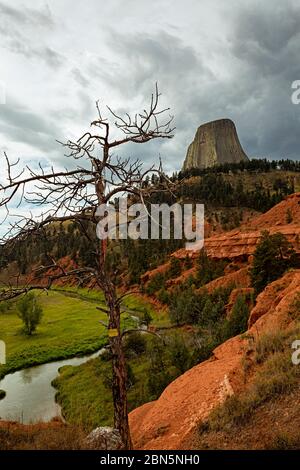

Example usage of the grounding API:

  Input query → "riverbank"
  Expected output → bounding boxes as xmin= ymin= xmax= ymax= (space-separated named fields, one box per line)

xmin=53 ymin=351 xmax=152 ymax=429
xmin=0 ymin=286 xmax=166 ymax=428
xmin=0 ymin=290 xmax=107 ymax=380
xmin=0 ymin=348 xmax=107 ymax=423
xmin=0 ymin=288 xmax=151 ymax=380
xmin=52 ymin=324 xmax=193 ymax=430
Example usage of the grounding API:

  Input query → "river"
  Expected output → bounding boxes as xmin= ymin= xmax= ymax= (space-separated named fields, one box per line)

xmin=0 ymin=349 xmax=104 ymax=424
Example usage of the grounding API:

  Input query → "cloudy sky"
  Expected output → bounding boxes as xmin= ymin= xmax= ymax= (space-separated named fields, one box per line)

xmin=0 ymin=0 xmax=300 ymax=176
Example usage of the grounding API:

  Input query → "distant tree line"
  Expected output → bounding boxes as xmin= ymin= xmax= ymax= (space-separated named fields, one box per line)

xmin=177 ymin=173 xmax=294 ymax=212
xmin=142 ymin=160 xmax=296 ymax=212
xmin=175 ymin=158 xmax=300 ymax=179
xmin=0 ymin=221 xmax=98 ymax=275
xmin=0 ymin=160 xmax=298 ymax=284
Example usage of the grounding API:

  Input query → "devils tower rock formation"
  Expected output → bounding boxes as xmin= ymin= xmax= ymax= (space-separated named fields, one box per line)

xmin=183 ymin=118 xmax=249 ymax=170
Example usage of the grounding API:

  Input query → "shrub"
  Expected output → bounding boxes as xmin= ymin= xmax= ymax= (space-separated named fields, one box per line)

xmin=184 ymin=255 xmax=193 ymax=269
xmin=168 ymin=334 xmax=191 ymax=374
xmin=168 ymin=257 xmax=181 ymax=279
xmin=145 ymin=273 xmax=166 ymax=295
xmin=169 ymin=285 xmax=234 ymax=327
xmin=0 ymin=301 xmax=10 ymax=314
xmin=147 ymin=369 xmax=171 ymax=399
xmin=169 ymin=287 xmax=206 ymax=325
xmin=190 ymin=334 xmax=217 ymax=365
xmin=255 ymin=330 xmax=286 ymax=364
xmin=223 ymin=294 xmax=250 ymax=338
xmin=254 ymin=349 xmax=300 ymax=400
xmin=157 ymin=288 xmax=170 ymax=305
xmin=289 ymin=292 xmax=300 ymax=320
xmin=196 ymin=249 xmax=226 ymax=287
xmin=124 ymin=332 xmax=147 ymax=356
xmin=100 ymin=348 xmax=112 ymax=362
xmin=0 ymin=390 xmax=6 ymax=400
xmin=146 ymin=338 xmax=172 ymax=399
xmin=271 ymin=433 xmax=300 ymax=450
xmin=205 ymin=394 xmax=254 ymax=432
xmin=142 ymin=309 xmax=153 ymax=326
xmin=17 ymin=292 xmax=43 ymax=335
xmin=126 ymin=364 xmax=136 ymax=389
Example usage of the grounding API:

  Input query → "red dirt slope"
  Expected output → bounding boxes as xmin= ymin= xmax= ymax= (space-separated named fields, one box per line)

xmin=174 ymin=192 xmax=300 ymax=260
xmin=129 ymin=269 xmax=300 ymax=450
xmin=246 ymin=192 xmax=300 ymax=229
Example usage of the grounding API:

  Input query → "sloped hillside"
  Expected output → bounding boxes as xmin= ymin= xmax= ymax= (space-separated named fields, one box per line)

xmin=173 ymin=192 xmax=300 ymax=260
xmin=246 ymin=192 xmax=300 ymax=229
xmin=129 ymin=270 xmax=300 ymax=450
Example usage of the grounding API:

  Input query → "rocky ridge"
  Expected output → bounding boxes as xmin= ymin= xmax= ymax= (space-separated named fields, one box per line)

xmin=129 ymin=270 xmax=300 ymax=449
xmin=174 ymin=192 xmax=300 ymax=260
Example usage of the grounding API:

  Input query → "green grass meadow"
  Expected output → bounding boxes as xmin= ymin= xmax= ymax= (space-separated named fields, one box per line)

xmin=0 ymin=286 xmax=168 ymax=427
xmin=0 ymin=288 xmax=154 ymax=380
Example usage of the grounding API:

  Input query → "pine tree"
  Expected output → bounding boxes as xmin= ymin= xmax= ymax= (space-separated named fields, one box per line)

xmin=251 ymin=231 xmax=298 ymax=294
xmin=225 ymin=294 xmax=250 ymax=337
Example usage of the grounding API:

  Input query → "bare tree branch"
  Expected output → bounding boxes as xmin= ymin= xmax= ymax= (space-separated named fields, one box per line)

xmin=0 ymin=84 xmax=175 ymax=450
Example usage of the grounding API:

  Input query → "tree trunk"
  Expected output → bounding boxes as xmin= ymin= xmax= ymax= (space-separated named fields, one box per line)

xmin=107 ymin=294 xmax=133 ymax=450
xmin=110 ymin=319 xmax=132 ymax=449
xmin=96 ymin=175 xmax=132 ymax=450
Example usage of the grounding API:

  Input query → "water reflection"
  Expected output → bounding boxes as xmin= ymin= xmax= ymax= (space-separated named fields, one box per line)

xmin=0 ymin=349 xmax=104 ymax=424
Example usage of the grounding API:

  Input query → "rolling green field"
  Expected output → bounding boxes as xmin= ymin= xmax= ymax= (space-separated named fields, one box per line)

xmin=53 ymin=286 xmax=170 ymax=327
xmin=0 ymin=288 xmax=160 ymax=380
xmin=0 ymin=290 xmax=107 ymax=380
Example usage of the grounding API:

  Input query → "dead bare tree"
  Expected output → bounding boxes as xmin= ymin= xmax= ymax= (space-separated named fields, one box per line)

xmin=0 ymin=84 xmax=174 ymax=449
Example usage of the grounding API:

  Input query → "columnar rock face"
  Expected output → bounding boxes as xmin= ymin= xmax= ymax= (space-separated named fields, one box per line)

xmin=183 ymin=118 xmax=249 ymax=170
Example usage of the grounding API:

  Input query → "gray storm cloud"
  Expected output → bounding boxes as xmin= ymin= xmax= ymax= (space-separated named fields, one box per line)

xmin=0 ymin=0 xmax=299 ymax=173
